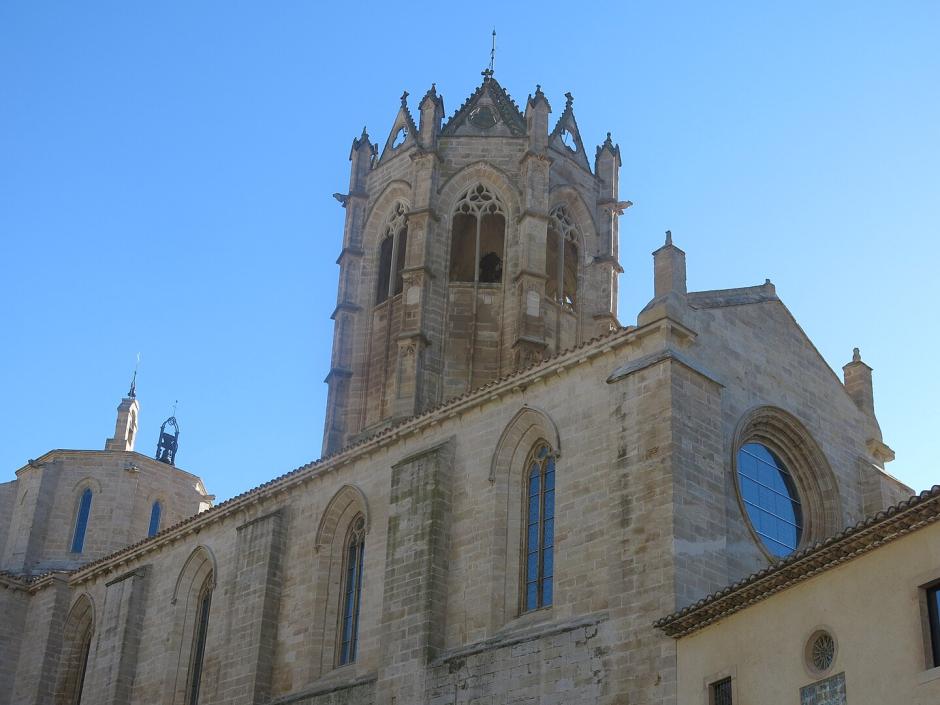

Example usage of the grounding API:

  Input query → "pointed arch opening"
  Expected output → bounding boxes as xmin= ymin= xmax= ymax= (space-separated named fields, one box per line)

xmin=546 ymin=205 xmax=581 ymax=308
xmin=449 ymin=184 xmax=506 ymax=284
xmin=166 ymin=546 xmax=216 ymax=705
xmin=309 ymin=485 xmax=371 ymax=677
xmin=56 ymin=594 xmax=94 ymax=705
xmin=376 ymin=202 xmax=409 ymax=305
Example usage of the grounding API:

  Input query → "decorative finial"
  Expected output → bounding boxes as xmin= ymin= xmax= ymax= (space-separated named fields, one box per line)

xmin=361 ymin=125 xmax=368 ymax=138
xmin=400 ymin=91 xmax=409 ymax=105
xmin=665 ymin=230 xmax=672 ymax=246
xmin=128 ymin=352 xmax=140 ymax=398
xmin=564 ymin=91 xmax=574 ymax=108
xmin=490 ymin=28 xmax=496 ymax=74
xmin=171 ymin=399 xmax=178 ymax=416
xmin=852 ymin=347 xmax=861 ymax=363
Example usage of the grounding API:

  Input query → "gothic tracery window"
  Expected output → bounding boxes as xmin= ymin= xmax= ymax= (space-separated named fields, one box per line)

xmin=449 ymin=184 xmax=505 ymax=284
xmin=524 ymin=443 xmax=555 ymax=612
xmin=546 ymin=205 xmax=580 ymax=307
xmin=338 ymin=514 xmax=366 ymax=666
xmin=376 ymin=203 xmax=409 ymax=305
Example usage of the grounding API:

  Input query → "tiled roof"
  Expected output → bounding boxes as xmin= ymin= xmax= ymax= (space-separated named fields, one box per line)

xmin=654 ymin=485 xmax=940 ymax=638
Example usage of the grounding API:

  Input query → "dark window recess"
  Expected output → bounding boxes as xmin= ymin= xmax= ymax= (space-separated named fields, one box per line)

xmin=928 ymin=585 xmax=940 ymax=667
xmin=711 ymin=677 xmax=733 ymax=705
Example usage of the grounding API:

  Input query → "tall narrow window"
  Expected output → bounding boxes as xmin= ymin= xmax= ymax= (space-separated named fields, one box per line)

xmin=376 ymin=203 xmax=408 ymax=304
xmin=927 ymin=584 xmax=940 ymax=667
xmin=524 ymin=443 xmax=555 ymax=612
xmin=449 ymin=184 xmax=505 ymax=283
xmin=187 ymin=577 xmax=212 ymax=705
xmin=339 ymin=515 xmax=366 ymax=665
xmin=71 ymin=488 xmax=93 ymax=553
xmin=74 ymin=634 xmax=92 ymax=705
xmin=148 ymin=501 xmax=162 ymax=538
xmin=546 ymin=206 xmax=580 ymax=307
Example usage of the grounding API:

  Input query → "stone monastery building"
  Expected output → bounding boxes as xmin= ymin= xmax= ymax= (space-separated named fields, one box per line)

xmin=0 ymin=71 xmax=913 ymax=705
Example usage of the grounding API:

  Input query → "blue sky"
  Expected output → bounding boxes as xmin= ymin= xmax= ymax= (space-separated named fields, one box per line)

xmin=2 ymin=1 xmax=938 ymax=502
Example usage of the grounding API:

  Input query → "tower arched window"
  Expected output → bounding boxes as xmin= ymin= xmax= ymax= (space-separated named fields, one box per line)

xmin=546 ymin=205 xmax=580 ymax=307
xmin=338 ymin=514 xmax=366 ymax=666
xmin=523 ymin=442 xmax=555 ymax=611
xmin=376 ymin=203 xmax=409 ymax=305
xmin=449 ymin=184 xmax=506 ymax=283
xmin=187 ymin=574 xmax=212 ymax=705
xmin=71 ymin=488 xmax=93 ymax=554
xmin=148 ymin=501 xmax=162 ymax=538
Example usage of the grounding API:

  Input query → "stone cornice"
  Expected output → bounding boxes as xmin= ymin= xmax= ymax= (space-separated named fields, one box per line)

xmin=654 ymin=485 xmax=940 ymax=638
xmin=330 ymin=302 xmax=361 ymax=320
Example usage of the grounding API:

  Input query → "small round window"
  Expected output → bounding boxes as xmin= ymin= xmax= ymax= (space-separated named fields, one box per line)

xmin=737 ymin=442 xmax=803 ymax=557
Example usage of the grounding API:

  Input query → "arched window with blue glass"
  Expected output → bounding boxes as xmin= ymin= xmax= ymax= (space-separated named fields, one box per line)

xmin=338 ymin=514 xmax=365 ymax=666
xmin=71 ymin=488 xmax=93 ymax=554
xmin=736 ymin=442 xmax=803 ymax=557
xmin=523 ymin=442 xmax=555 ymax=612
xmin=148 ymin=500 xmax=162 ymax=538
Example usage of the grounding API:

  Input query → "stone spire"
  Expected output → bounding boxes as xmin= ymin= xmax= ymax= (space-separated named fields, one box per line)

xmin=105 ymin=376 xmax=140 ymax=452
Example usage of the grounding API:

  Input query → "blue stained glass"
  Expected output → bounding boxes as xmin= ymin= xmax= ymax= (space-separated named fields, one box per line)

xmin=542 ymin=578 xmax=553 ymax=606
xmin=523 ymin=443 xmax=557 ymax=612
xmin=737 ymin=443 xmax=802 ymax=557
xmin=527 ymin=552 xmax=538 ymax=579
xmin=339 ymin=525 xmax=365 ymax=665
xmin=526 ymin=583 xmax=538 ymax=610
xmin=528 ymin=494 xmax=540 ymax=523
xmin=542 ymin=547 xmax=554 ymax=577
xmin=148 ymin=501 xmax=162 ymax=538
xmin=71 ymin=489 xmax=92 ymax=553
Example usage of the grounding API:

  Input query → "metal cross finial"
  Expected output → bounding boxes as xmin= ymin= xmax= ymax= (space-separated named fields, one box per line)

xmin=171 ymin=399 xmax=178 ymax=417
xmin=128 ymin=352 xmax=140 ymax=398
xmin=489 ymin=29 xmax=496 ymax=74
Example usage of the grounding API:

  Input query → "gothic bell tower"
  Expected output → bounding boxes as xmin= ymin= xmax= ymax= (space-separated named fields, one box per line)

xmin=322 ymin=72 xmax=628 ymax=455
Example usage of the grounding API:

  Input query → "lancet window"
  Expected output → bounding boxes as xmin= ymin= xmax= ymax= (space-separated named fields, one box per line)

xmin=148 ymin=500 xmax=162 ymax=538
xmin=187 ymin=575 xmax=212 ymax=705
xmin=523 ymin=442 xmax=555 ymax=611
xmin=71 ymin=488 xmax=93 ymax=554
xmin=546 ymin=205 xmax=580 ymax=307
xmin=449 ymin=184 xmax=506 ymax=284
xmin=376 ymin=203 xmax=409 ymax=305
xmin=338 ymin=515 xmax=366 ymax=666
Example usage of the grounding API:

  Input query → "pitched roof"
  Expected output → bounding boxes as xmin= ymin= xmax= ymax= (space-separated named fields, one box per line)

xmin=654 ymin=485 xmax=940 ymax=638
xmin=441 ymin=75 xmax=526 ymax=137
